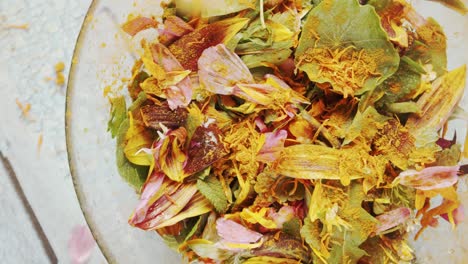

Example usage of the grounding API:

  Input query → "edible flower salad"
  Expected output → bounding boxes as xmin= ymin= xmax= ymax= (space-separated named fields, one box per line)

xmin=107 ymin=0 xmax=468 ymax=263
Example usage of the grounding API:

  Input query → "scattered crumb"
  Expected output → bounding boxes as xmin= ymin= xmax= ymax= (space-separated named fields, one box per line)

xmin=54 ymin=62 xmax=66 ymax=86
xmin=37 ymin=133 xmax=43 ymax=154
xmin=100 ymin=42 xmax=107 ymax=48
xmin=4 ymin=23 xmax=29 ymax=30
xmin=56 ymin=72 xmax=65 ymax=86
xmin=103 ymin=85 xmax=112 ymax=97
xmin=15 ymin=99 xmax=31 ymax=118
xmin=55 ymin=62 xmax=65 ymax=72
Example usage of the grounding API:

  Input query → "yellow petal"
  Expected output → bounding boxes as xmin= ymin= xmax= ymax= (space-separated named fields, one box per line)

xmin=124 ymin=112 xmax=153 ymax=166
xmin=243 ymin=256 xmax=301 ymax=264
xmin=389 ymin=21 xmax=408 ymax=48
xmin=406 ymin=65 xmax=466 ymax=134
xmin=266 ymin=20 xmax=294 ymax=42
xmin=240 ymin=208 xmax=278 ymax=229
xmin=141 ymin=41 xmax=166 ymax=78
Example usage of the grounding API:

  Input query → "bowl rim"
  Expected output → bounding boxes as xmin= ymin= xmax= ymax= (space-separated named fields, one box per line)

xmin=65 ymin=0 xmax=113 ymax=263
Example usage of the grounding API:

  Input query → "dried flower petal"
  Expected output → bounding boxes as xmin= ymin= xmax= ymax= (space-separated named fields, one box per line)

xmin=150 ymin=43 xmax=193 ymax=109
xmin=198 ymin=44 xmax=254 ymax=95
xmin=257 ymin=130 xmax=287 ymax=163
xmin=130 ymin=180 xmax=198 ymax=230
xmin=68 ymin=225 xmax=96 ymax=264
xmin=158 ymin=16 xmax=194 ymax=45
xmin=184 ymin=124 xmax=226 ymax=175
xmin=441 ymin=204 xmax=464 ymax=225
xmin=131 ymin=172 xmax=165 ymax=223
xmin=140 ymin=102 xmax=188 ymax=130
xmin=122 ymin=16 xmax=157 ymax=36
xmin=396 ymin=165 xmax=460 ymax=190
xmin=216 ymin=218 xmax=263 ymax=244
xmin=374 ymin=207 xmax=411 ymax=234
xmin=406 ymin=65 xmax=466 ymax=134
xmin=170 ymin=17 xmax=249 ymax=71
xmin=157 ymin=127 xmax=188 ymax=182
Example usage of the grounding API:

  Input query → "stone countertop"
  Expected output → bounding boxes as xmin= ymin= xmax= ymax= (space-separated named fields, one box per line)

xmin=0 ymin=0 xmax=105 ymax=263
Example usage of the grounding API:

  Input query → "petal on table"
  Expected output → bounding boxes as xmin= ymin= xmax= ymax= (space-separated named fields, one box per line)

xmin=68 ymin=225 xmax=95 ymax=264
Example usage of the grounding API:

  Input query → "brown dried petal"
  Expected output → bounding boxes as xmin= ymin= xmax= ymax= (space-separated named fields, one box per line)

xmin=140 ymin=102 xmax=188 ymax=130
xmin=168 ymin=17 xmax=248 ymax=71
xmin=184 ymin=124 xmax=226 ymax=175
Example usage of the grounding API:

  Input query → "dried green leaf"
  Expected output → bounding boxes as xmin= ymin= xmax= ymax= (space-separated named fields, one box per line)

xmin=407 ymin=18 xmax=447 ymax=77
xmin=373 ymin=57 xmax=423 ymax=112
xmin=108 ymin=96 xmax=127 ymax=138
xmin=128 ymin=71 xmax=149 ymax=100
xmin=344 ymin=106 xmax=390 ymax=145
xmin=115 ymin=119 xmax=148 ymax=190
xmin=282 ymin=217 xmax=302 ymax=238
xmin=328 ymin=184 xmax=378 ymax=264
xmin=295 ymin=0 xmax=399 ymax=97
xmin=434 ymin=144 xmax=462 ymax=166
xmin=197 ymin=175 xmax=229 ymax=213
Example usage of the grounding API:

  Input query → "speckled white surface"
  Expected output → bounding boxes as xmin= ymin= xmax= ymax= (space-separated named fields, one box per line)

xmin=1 ymin=1 xmax=467 ymax=264
xmin=0 ymin=0 xmax=105 ymax=263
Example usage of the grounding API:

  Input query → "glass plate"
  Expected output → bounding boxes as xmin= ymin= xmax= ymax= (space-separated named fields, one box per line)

xmin=66 ymin=0 xmax=468 ymax=263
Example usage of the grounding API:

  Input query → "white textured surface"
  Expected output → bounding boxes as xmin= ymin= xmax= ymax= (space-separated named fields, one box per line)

xmin=0 ymin=162 xmax=50 ymax=264
xmin=0 ymin=0 xmax=105 ymax=263
xmin=0 ymin=0 xmax=467 ymax=264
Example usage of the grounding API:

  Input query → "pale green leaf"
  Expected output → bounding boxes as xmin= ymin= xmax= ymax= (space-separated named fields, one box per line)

xmin=295 ymin=0 xmax=399 ymax=97
xmin=116 ymin=119 xmax=148 ymax=190
xmin=107 ymin=96 xmax=127 ymax=138
xmin=344 ymin=106 xmax=390 ymax=145
xmin=197 ymin=175 xmax=229 ymax=213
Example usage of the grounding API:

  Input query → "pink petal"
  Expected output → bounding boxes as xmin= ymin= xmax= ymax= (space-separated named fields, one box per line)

xmin=131 ymin=183 xmax=198 ymax=230
xmin=254 ymin=117 xmax=268 ymax=133
xmin=441 ymin=204 xmax=465 ymax=225
xmin=150 ymin=44 xmax=193 ymax=109
xmin=257 ymin=130 xmax=288 ymax=162
xmin=158 ymin=16 xmax=194 ymax=45
xmin=198 ymin=44 xmax=254 ymax=95
xmin=68 ymin=225 xmax=96 ymax=264
xmin=131 ymin=172 xmax=165 ymax=223
xmin=268 ymin=205 xmax=296 ymax=228
xmin=374 ymin=207 xmax=411 ymax=234
xmin=166 ymin=81 xmax=192 ymax=110
xmin=397 ymin=166 xmax=460 ymax=190
xmin=216 ymin=218 xmax=263 ymax=244
xmin=151 ymin=43 xmax=184 ymax=71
